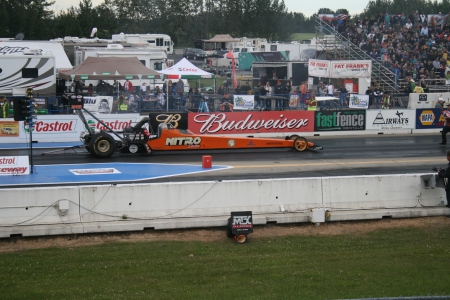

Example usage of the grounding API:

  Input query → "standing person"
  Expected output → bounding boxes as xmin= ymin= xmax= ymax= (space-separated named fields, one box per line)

xmin=123 ymin=79 xmax=134 ymax=94
xmin=440 ymin=103 xmax=450 ymax=145
xmin=0 ymin=95 xmax=9 ymax=118
xmin=436 ymin=97 xmax=445 ymax=113
xmin=300 ymin=81 xmax=307 ymax=110
xmin=381 ymin=91 xmax=392 ymax=109
xmin=263 ymin=81 xmax=272 ymax=109
xmin=220 ymin=92 xmax=234 ymax=112
xmin=326 ymin=82 xmax=334 ymax=96
xmin=274 ymin=80 xmax=283 ymax=109
xmin=373 ymin=86 xmax=383 ymax=109
xmin=339 ymin=85 xmax=348 ymax=108
xmin=366 ymin=86 xmax=374 ymax=108
xmin=217 ymin=84 xmax=226 ymax=95
xmin=435 ymin=150 xmax=450 ymax=207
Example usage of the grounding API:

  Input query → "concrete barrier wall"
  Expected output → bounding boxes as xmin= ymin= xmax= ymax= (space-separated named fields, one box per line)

xmin=0 ymin=174 xmax=447 ymax=238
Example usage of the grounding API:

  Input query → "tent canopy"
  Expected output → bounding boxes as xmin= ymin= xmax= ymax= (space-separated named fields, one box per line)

xmin=59 ymin=57 xmax=160 ymax=81
xmin=158 ymin=58 xmax=215 ymax=79
xmin=205 ymin=34 xmax=239 ymax=42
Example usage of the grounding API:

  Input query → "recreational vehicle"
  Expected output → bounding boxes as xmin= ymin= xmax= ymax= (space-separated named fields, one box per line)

xmin=51 ymin=36 xmax=142 ymax=65
xmin=111 ymin=33 xmax=173 ymax=54
xmin=0 ymin=53 xmax=56 ymax=97
xmin=0 ymin=41 xmax=72 ymax=72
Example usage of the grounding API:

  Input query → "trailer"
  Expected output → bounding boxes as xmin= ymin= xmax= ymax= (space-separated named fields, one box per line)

xmin=111 ymin=33 xmax=173 ymax=54
xmin=0 ymin=53 xmax=56 ymax=97
xmin=0 ymin=40 xmax=72 ymax=72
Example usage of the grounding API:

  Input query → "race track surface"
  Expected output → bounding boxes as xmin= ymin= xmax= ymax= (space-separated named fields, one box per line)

xmin=0 ymin=133 xmax=445 ymax=187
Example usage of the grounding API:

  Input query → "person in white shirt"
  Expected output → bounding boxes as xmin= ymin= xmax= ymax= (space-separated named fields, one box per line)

xmin=327 ymin=83 xmax=334 ymax=96
xmin=405 ymin=20 xmax=413 ymax=29
xmin=420 ymin=25 xmax=428 ymax=37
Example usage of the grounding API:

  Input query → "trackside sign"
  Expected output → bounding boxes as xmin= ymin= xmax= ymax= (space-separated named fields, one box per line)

xmin=0 ymin=156 xmax=30 ymax=175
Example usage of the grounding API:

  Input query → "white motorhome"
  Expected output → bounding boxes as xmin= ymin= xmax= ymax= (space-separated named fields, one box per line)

xmin=112 ymin=33 xmax=173 ymax=54
xmin=0 ymin=53 xmax=56 ymax=96
xmin=74 ymin=44 xmax=168 ymax=71
xmin=51 ymin=36 xmax=146 ymax=65
xmin=0 ymin=40 xmax=72 ymax=72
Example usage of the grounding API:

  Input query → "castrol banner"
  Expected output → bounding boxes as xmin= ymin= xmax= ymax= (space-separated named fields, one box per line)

xmin=0 ymin=114 xmax=141 ymax=143
xmin=308 ymin=59 xmax=330 ymax=77
xmin=330 ymin=60 xmax=372 ymax=78
xmin=188 ymin=111 xmax=314 ymax=134
xmin=0 ymin=156 xmax=30 ymax=175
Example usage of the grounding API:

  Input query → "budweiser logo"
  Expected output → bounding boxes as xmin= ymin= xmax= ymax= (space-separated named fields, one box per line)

xmin=193 ymin=113 xmax=309 ymax=133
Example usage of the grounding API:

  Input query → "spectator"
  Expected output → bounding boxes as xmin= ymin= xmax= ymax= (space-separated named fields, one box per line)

xmin=274 ymin=80 xmax=283 ymax=109
xmin=413 ymin=82 xmax=425 ymax=93
xmin=0 ymin=95 xmax=9 ymax=118
xmin=123 ymin=79 xmax=134 ymax=94
xmin=381 ymin=91 xmax=392 ymax=109
xmin=339 ymin=85 xmax=348 ymax=108
xmin=220 ymin=92 xmax=233 ymax=112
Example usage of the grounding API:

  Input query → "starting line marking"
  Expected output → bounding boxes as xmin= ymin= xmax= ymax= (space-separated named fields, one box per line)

xmin=0 ymin=163 xmax=232 ymax=186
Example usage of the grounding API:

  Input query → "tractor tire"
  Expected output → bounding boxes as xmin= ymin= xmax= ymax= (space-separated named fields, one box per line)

xmin=89 ymin=132 xmax=117 ymax=158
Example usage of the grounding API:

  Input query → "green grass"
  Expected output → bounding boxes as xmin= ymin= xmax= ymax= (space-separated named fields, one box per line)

xmin=0 ymin=226 xmax=449 ymax=299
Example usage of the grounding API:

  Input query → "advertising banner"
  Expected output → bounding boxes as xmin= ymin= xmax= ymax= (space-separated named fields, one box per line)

xmin=349 ymin=94 xmax=369 ymax=109
xmin=330 ymin=60 xmax=372 ymax=78
xmin=314 ymin=110 xmax=366 ymax=131
xmin=415 ymin=108 xmax=444 ymax=129
xmin=366 ymin=109 xmax=415 ymax=130
xmin=289 ymin=94 xmax=300 ymax=108
xmin=148 ymin=112 xmax=189 ymax=130
xmin=0 ymin=156 xmax=30 ymax=175
xmin=0 ymin=113 xmax=141 ymax=143
xmin=188 ymin=111 xmax=314 ymax=134
xmin=308 ymin=59 xmax=330 ymax=77
xmin=0 ymin=121 xmax=19 ymax=137
xmin=83 ymin=96 xmax=114 ymax=113
xmin=233 ymin=95 xmax=254 ymax=110
xmin=83 ymin=114 xmax=141 ymax=132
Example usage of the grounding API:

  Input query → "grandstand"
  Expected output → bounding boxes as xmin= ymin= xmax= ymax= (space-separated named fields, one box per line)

xmin=314 ymin=13 xmax=450 ymax=98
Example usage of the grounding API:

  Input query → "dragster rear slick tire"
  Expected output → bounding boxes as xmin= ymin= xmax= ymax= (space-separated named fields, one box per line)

xmin=89 ymin=132 xmax=117 ymax=158
xmin=293 ymin=137 xmax=308 ymax=152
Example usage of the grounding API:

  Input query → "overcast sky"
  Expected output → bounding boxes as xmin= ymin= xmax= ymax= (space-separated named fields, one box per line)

xmin=51 ymin=0 xmax=368 ymax=17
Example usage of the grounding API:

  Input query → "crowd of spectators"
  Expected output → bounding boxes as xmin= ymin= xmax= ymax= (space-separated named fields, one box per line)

xmin=323 ymin=11 xmax=450 ymax=93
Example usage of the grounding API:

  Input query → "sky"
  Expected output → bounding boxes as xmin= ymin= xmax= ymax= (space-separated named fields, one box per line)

xmin=51 ymin=0 xmax=368 ymax=17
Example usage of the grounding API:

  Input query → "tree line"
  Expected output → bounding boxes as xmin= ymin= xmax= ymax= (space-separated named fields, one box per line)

xmin=1 ymin=0 xmax=450 ymax=46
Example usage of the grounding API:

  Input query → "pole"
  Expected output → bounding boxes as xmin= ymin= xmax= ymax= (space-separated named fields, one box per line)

xmin=27 ymin=88 xmax=34 ymax=174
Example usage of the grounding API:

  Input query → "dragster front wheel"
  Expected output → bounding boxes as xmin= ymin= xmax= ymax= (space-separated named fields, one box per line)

xmin=293 ymin=137 xmax=308 ymax=152
xmin=89 ymin=132 xmax=117 ymax=158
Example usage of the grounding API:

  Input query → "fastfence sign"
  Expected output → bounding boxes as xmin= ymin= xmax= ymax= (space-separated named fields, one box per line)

xmin=314 ymin=110 xmax=366 ymax=131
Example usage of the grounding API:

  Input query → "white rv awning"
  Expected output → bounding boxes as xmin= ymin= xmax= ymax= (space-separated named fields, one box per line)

xmin=0 ymin=41 xmax=73 ymax=70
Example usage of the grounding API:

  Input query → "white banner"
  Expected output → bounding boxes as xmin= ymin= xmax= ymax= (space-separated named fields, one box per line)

xmin=233 ymin=95 xmax=254 ymax=110
xmin=0 ymin=156 xmax=30 ymax=175
xmin=83 ymin=96 xmax=114 ymax=114
xmin=366 ymin=109 xmax=416 ymax=130
xmin=0 ymin=114 xmax=141 ymax=143
xmin=349 ymin=94 xmax=369 ymax=109
xmin=330 ymin=60 xmax=372 ymax=78
xmin=308 ymin=59 xmax=330 ymax=77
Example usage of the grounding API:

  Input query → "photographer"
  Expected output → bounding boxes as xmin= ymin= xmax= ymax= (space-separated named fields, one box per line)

xmin=434 ymin=150 xmax=450 ymax=208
